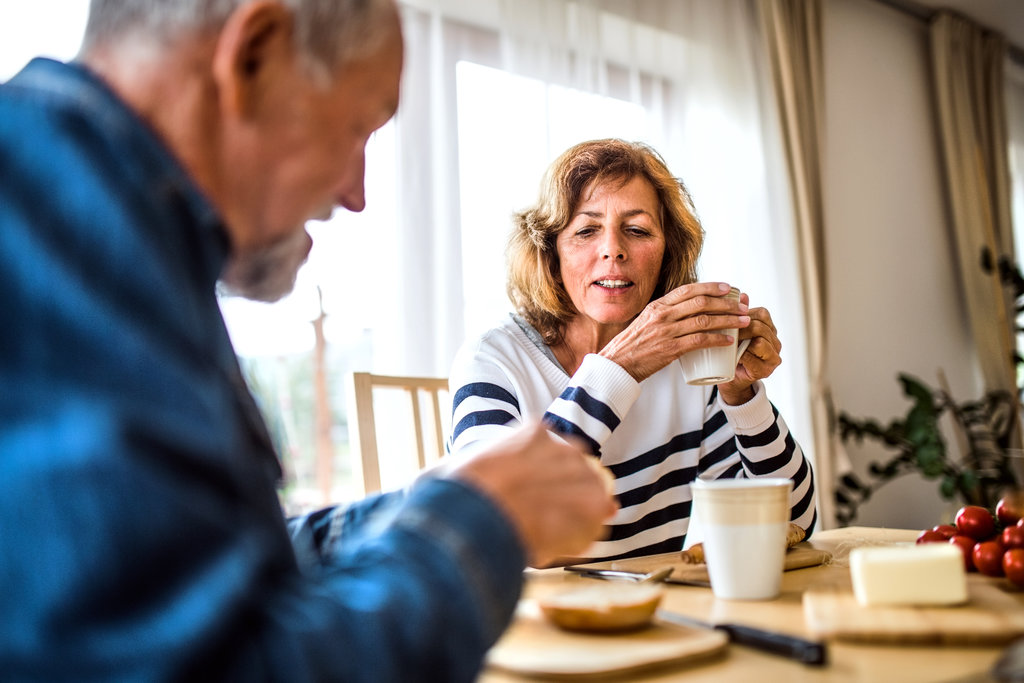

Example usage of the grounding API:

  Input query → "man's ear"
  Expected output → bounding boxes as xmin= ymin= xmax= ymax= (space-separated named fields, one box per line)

xmin=212 ymin=0 xmax=294 ymax=118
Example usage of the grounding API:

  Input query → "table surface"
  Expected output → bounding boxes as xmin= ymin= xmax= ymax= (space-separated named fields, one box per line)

xmin=479 ymin=526 xmax=1022 ymax=683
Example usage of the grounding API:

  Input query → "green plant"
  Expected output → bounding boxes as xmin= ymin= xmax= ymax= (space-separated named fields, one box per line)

xmin=835 ymin=374 xmax=1019 ymax=525
xmin=834 ymin=250 xmax=1023 ymax=526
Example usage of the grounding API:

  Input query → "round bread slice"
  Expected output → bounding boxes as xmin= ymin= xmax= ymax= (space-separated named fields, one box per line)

xmin=538 ymin=583 xmax=663 ymax=633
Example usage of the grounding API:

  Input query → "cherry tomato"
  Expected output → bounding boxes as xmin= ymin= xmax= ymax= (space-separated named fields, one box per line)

xmin=1002 ymin=524 xmax=1024 ymax=550
xmin=932 ymin=524 xmax=957 ymax=539
xmin=955 ymin=505 xmax=996 ymax=541
xmin=1004 ymin=548 xmax=1024 ymax=588
xmin=916 ymin=529 xmax=947 ymax=544
xmin=996 ymin=492 xmax=1024 ymax=526
xmin=972 ymin=540 xmax=1005 ymax=577
xmin=949 ymin=534 xmax=977 ymax=571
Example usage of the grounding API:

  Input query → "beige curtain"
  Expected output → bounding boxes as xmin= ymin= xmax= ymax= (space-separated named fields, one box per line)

xmin=930 ymin=13 xmax=1018 ymax=400
xmin=757 ymin=0 xmax=835 ymax=528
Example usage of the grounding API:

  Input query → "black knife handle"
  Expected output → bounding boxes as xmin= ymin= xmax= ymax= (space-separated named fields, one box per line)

xmin=718 ymin=623 xmax=828 ymax=666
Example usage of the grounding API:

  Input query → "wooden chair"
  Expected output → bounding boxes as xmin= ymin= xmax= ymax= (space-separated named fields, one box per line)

xmin=347 ymin=372 xmax=450 ymax=494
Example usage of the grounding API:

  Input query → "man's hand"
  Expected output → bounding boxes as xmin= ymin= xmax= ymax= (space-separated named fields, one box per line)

xmin=446 ymin=423 xmax=618 ymax=567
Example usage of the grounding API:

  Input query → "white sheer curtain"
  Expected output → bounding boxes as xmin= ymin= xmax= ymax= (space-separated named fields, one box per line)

xmin=1007 ymin=59 xmax=1024 ymax=382
xmin=389 ymin=0 xmax=814 ymax=466
xmin=1008 ymin=60 xmax=1024 ymax=271
xmin=0 ymin=2 xmax=88 ymax=80
xmin=0 ymin=0 xmax=815 ymax=501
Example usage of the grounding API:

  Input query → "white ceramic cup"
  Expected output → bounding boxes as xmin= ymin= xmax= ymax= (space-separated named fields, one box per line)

xmin=678 ymin=287 xmax=750 ymax=386
xmin=690 ymin=477 xmax=793 ymax=600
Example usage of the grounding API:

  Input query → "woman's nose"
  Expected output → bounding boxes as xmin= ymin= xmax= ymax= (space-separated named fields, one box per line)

xmin=601 ymin=238 xmax=626 ymax=260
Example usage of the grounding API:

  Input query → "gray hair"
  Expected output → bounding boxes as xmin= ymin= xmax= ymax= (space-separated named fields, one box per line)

xmin=82 ymin=0 xmax=396 ymax=76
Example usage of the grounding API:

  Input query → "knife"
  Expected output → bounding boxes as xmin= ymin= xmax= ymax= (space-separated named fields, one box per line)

xmin=657 ymin=609 xmax=828 ymax=666
xmin=564 ymin=566 xmax=712 ymax=588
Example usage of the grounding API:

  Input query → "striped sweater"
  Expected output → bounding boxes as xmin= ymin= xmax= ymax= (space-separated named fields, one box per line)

xmin=448 ymin=314 xmax=817 ymax=562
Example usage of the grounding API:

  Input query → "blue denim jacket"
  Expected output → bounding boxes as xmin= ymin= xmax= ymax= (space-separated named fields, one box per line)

xmin=0 ymin=59 xmax=524 ymax=682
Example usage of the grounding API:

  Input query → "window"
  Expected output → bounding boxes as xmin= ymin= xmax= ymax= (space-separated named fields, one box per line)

xmin=0 ymin=2 xmax=88 ymax=81
xmin=455 ymin=61 xmax=649 ymax=336
xmin=2 ymin=0 xmax=818 ymax=516
xmin=241 ymin=62 xmax=659 ymax=509
xmin=220 ymin=123 xmax=400 ymax=510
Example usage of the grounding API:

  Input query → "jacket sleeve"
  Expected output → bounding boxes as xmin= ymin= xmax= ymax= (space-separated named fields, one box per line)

xmin=0 ymin=396 xmax=526 ymax=683
xmin=262 ymin=478 xmax=527 ymax=682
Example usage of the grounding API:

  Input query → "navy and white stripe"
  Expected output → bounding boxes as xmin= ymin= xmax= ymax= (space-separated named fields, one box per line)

xmin=448 ymin=314 xmax=817 ymax=561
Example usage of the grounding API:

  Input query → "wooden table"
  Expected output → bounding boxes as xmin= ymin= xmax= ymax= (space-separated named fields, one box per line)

xmin=480 ymin=526 xmax=1022 ymax=682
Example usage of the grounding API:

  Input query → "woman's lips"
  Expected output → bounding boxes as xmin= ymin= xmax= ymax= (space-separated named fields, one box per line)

xmin=593 ymin=279 xmax=633 ymax=289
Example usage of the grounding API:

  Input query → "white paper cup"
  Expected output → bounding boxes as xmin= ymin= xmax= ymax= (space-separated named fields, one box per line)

xmin=690 ymin=478 xmax=793 ymax=600
xmin=679 ymin=287 xmax=749 ymax=386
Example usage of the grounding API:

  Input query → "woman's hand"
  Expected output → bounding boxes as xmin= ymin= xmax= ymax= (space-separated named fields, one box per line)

xmin=599 ymin=282 xmax=751 ymax=383
xmin=718 ymin=294 xmax=783 ymax=405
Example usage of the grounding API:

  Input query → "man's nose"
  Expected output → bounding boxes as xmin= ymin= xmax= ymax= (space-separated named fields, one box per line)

xmin=335 ymin=149 xmax=367 ymax=212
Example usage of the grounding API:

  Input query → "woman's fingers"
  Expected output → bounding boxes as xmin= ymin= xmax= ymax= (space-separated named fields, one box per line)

xmin=659 ymin=281 xmax=734 ymax=306
xmin=720 ymin=302 xmax=786 ymax=404
xmin=654 ymin=283 xmax=749 ymax=332
xmin=739 ymin=337 xmax=781 ymax=374
xmin=739 ymin=307 xmax=781 ymax=354
xmin=603 ymin=284 xmax=771 ymax=384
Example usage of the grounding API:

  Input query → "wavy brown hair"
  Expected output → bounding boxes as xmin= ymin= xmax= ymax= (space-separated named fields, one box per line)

xmin=507 ymin=139 xmax=704 ymax=344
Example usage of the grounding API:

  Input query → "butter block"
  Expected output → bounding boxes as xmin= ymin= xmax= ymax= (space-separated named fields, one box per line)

xmin=850 ymin=543 xmax=968 ymax=607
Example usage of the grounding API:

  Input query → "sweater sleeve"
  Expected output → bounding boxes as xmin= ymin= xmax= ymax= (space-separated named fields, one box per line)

xmin=450 ymin=348 xmax=641 ymax=458
xmin=710 ymin=382 xmax=818 ymax=533
xmin=538 ymin=354 xmax=642 ymax=456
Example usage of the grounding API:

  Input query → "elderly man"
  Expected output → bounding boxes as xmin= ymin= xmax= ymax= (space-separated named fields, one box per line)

xmin=0 ymin=1 xmax=616 ymax=680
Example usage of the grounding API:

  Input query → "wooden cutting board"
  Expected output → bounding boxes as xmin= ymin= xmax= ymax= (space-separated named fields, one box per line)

xmin=486 ymin=600 xmax=728 ymax=679
xmin=604 ymin=545 xmax=832 ymax=584
xmin=803 ymin=577 xmax=1024 ymax=645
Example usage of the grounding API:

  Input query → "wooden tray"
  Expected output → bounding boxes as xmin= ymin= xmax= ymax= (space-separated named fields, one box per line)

xmin=803 ymin=577 xmax=1024 ymax=645
xmin=603 ymin=545 xmax=832 ymax=585
xmin=486 ymin=600 xmax=728 ymax=679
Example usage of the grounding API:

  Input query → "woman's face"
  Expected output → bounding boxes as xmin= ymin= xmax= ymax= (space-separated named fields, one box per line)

xmin=556 ymin=175 xmax=666 ymax=333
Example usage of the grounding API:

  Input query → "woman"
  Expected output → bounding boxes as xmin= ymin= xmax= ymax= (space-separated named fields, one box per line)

xmin=448 ymin=139 xmax=816 ymax=561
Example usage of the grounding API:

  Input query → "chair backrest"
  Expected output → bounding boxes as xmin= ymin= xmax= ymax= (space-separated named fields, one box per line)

xmin=347 ymin=372 xmax=450 ymax=495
